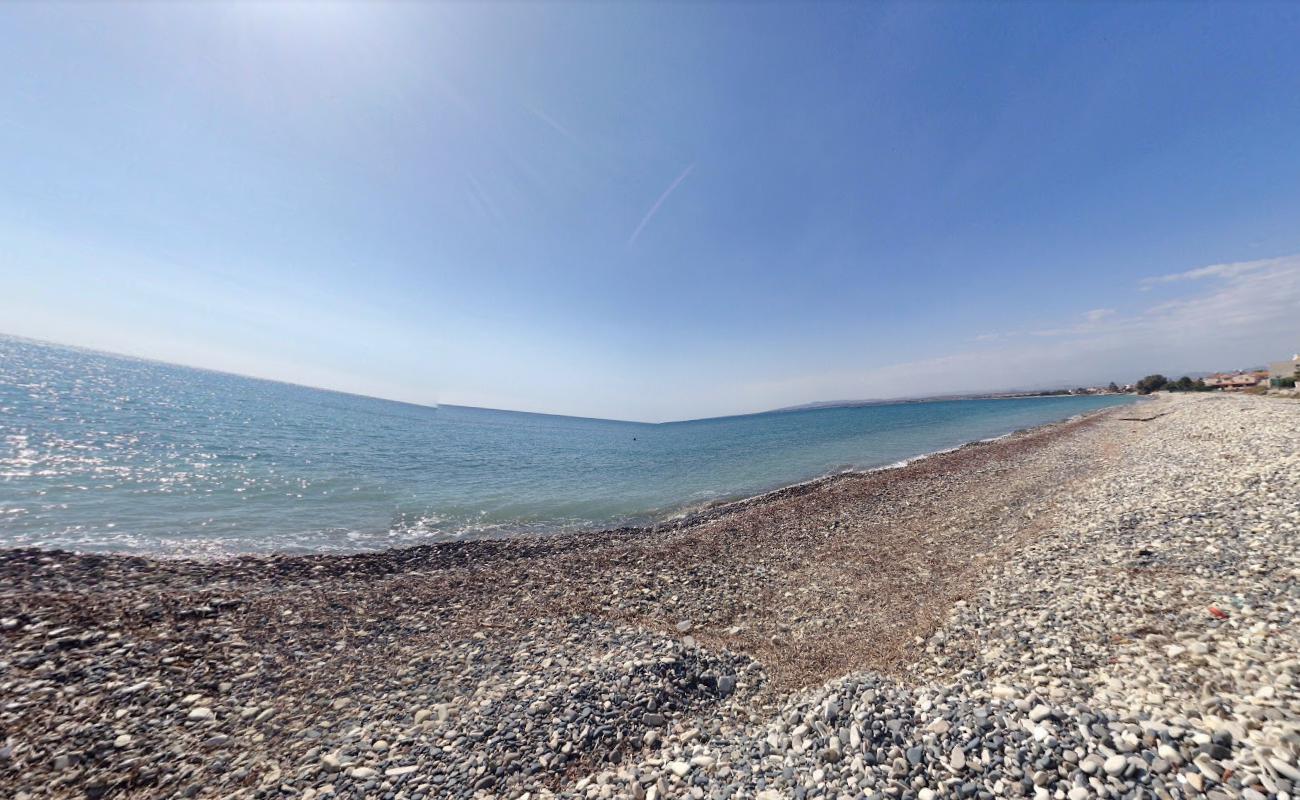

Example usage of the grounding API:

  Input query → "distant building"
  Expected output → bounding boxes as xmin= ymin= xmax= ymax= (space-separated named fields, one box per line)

xmin=1204 ymin=372 xmax=1263 ymax=390
xmin=1270 ymin=355 xmax=1300 ymax=387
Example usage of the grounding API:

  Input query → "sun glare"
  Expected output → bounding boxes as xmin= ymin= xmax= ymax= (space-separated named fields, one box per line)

xmin=226 ymin=0 xmax=372 ymax=48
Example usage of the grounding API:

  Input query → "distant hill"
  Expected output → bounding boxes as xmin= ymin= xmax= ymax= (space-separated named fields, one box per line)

xmin=771 ymin=368 xmax=1275 ymax=414
xmin=770 ymin=389 xmax=1105 ymax=413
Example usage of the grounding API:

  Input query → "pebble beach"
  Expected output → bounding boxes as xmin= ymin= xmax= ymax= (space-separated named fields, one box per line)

xmin=2 ymin=392 xmax=1296 ymax=800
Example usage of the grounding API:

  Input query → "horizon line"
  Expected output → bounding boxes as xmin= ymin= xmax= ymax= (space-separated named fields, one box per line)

xmin=4 ymin=331 xmax=1147 ymax=426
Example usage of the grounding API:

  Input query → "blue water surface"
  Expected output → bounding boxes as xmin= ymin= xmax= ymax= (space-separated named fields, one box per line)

xmin=0 ymin=337 xmax=1135 ymax=555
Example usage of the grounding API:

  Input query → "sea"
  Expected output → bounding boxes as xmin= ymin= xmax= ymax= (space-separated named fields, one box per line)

xmin=0 ymin=336 xmax=1136 ymax=556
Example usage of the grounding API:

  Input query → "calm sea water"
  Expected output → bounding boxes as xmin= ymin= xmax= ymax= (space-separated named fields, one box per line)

xmin=0 ymin=337 xmax=1135 ymax=556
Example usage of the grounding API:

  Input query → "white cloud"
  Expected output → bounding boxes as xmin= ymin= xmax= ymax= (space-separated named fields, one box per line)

xmin=758 ymin=254 xmax=1300 ymax=408
xmin=1139 ymin=255 xmax=1287 ymax=288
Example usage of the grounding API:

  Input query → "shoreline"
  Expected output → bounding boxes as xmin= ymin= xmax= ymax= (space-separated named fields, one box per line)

xmin=1 ymin=400 xmax=1137 ymax=565
xmin=0 ymin=400 xmax=1123 ymax=594
xmin=3 ymin=393 xmax=1295 ymax=800
xmin=642 ymin=402 xmax=1129 ymax=536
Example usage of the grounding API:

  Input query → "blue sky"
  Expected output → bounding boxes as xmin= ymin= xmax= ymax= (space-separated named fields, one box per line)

xmin=2 ymin=2 xmax=1299 ymax=421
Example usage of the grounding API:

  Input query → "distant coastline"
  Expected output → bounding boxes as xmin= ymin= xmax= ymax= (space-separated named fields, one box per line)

xmin=770 ymin=388 xmax=1129 ymax=414
xmin=1 ymin=332 xmax=1134 ymax=425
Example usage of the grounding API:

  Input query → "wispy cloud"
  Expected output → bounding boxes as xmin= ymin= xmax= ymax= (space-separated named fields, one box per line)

xmin=1133 ymin=255 xmax=1300 ymax=332
xmin=978 ymin=257 xmax=1299 ymax=344
xmin=760 ymin=254 xmax=1300 ymax=409
xmin=1139 ymin=256 xmax=1285 ymax=289
xmin=628 ymin=163 xmax=695 ymax=247
xmin=1028 ymin=308 xmax=1119 ymax=338
xmin=524 ymin=103 xmax=581 ymax=146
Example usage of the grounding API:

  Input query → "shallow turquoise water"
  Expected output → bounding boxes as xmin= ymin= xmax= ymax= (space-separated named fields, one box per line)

xmin=0 ymin=337 xmax=1135 ymax=555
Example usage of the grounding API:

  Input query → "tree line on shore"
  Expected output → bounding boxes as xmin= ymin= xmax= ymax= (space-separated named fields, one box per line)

xmin=1134 ymin=374 xmax=1214 ymax=394
xmin=1034 ymin=372 xmax=1291 ymax=398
